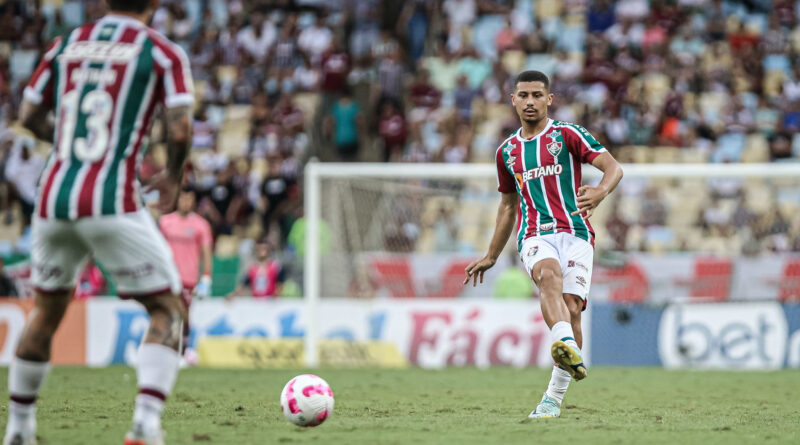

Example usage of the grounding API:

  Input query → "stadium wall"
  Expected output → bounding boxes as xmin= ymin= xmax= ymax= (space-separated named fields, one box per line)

xmin=1 ymin=299 xmax=799 ymax=369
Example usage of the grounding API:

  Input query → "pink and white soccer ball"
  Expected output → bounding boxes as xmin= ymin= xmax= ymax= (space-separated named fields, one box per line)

xmin=280 ymin=374 xmax=335 ymax=427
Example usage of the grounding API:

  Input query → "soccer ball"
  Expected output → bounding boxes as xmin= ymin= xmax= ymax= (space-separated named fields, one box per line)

xmin=280 ymin=374 xmax=335 ymax=427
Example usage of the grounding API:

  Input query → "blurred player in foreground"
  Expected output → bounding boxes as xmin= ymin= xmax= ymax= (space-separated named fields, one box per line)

xmin=463 ymin=71 xmax=623 ymax=419
xmin=4 ymin=0 xmax=194 ymax=444
xmin=159 ymin=188 xmax=213 ymax=359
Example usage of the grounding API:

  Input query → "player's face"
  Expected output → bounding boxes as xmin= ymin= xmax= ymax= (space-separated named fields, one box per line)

xmin=511 ymin=81 xmax=553 ymax=124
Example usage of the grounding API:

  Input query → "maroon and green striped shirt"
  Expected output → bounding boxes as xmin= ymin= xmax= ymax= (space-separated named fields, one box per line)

xmin=495 ymin=119 xmax=607 ymax=248
xmin=24 ymin=14 xmax=194 ymax=220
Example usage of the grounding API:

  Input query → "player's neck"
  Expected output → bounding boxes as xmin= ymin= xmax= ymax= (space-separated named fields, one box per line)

xmin=107 ymin=10 xmax=149 ymax=25
xmin=519 ymin=116 xmax=550 ymax=139
xmin=178 ymin=211 xmax=191 ymax=218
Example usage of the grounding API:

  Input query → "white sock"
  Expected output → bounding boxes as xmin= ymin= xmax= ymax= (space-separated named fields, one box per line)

xmin=550 ymin=321 xmax=579 ymax=352
xmin=7 ymin=358 xmax=50 ymax=435
xmin=133 ymin=344 xmax=179 ymax=435
xmin=545 ymin=366 xmax=572 ymax=405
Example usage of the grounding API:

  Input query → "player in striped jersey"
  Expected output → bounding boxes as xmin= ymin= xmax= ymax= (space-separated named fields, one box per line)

xmin=4 ymin=1 xmax=193 ymax=444
xmin=463 ymin=71 xmax=623 ymax=419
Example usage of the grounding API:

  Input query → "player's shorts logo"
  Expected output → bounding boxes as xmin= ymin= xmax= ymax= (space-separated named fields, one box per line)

xmin=568 ymin=260 xmax=589 ymax=272
xmin=527 ymin=246 xmax=538 ymax=256
xmin=575 ymin=276 xmax=587 ymax=287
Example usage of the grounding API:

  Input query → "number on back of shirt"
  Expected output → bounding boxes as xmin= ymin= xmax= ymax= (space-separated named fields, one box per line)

xmin=58 ymin=89 xmax=113 ymax=162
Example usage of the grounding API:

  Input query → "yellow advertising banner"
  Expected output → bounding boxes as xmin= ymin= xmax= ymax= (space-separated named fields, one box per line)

xmin=197 ymin=338 xmax=408 ymax=369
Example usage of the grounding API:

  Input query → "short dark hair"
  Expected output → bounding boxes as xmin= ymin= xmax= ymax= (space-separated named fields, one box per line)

xmin=108 ymin=0 xmax=150 ymax=13
xmin=514 ymin=70 xmax=550 ymax=90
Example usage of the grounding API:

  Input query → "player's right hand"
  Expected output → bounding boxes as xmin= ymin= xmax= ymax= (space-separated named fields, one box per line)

xmin=463 ymin=256 xmax=496 ymax=287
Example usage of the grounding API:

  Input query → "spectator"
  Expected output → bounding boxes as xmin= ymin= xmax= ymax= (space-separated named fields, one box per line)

xmin=378 ymin=101 xmax=408 ymax=162
xmin=453 ymin=75 xmax=479 ymax=122
xmin=588 ymin=0 xmax=616 ymax=33
xmin=237 ymin=12 xmax=276 ymax=64
xmin=324 ymin=90 xmax=363 ymax=161
xmin=408 ymin=68 xmax=441 ymax=123
xmin=227 ymin=240 xmax=285 ymax=299
xmin=201 ymin=163 xmax=244 ymax=237
xmin=260 ymin=156 xmax=291 ymax=238
xmin=376 ymin=47 xmax=405 ymax=104
xmin=297 ymin=12 xmax=331 ymax=64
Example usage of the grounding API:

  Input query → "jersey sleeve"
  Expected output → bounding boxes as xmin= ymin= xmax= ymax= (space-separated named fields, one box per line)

xmin=197 ymin=217 xmax=213 ymax=249
xmin=495 ymin=147 xmax=516 ymax=194
xmin=23 ymin=37 xmax=63 ymax=106
xmin=151 ymin=37 xmax=195 ymax=108
xmin=564 ymin=124 xmax=607 ymax=164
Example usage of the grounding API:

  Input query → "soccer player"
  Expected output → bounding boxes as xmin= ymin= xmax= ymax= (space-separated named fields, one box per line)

xmin=4 ymin=1 xmax=194 ymax=444
xmin=159 ymin=188 xmax=213 ymax=356
xmin=463 ymin=71 xmax=623 ymax=419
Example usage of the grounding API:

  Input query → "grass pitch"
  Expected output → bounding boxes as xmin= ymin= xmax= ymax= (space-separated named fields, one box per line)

xmin=0 ymin=367 xmax=797 ymax=444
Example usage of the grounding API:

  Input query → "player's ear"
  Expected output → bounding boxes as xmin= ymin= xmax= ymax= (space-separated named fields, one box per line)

xmin=547 ymin=93 xmax=554 ymax=106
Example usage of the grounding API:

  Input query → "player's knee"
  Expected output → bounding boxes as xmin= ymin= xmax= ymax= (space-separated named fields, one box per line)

xmin=537 ymin=267 xmax=562 ymax=289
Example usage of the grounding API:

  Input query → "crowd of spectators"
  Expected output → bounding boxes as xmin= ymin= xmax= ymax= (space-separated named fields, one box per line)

xmin=0 ymin=0 xmax=798 ymax=289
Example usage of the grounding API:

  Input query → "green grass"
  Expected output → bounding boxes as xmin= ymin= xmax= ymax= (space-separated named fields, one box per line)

xmin=1 ymin=367 xmax=798 ymax=444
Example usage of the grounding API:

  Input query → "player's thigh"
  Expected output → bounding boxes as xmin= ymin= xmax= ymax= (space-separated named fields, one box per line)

xmin=560 ymin=235 xmax=594 ymax=310
xmin=78 ymin=210 xmax=182 ymax=298
xmin=520 ymin=237 xmax=561 ymax=286
xmin=31 ymin=217 xmax=89 ymax=293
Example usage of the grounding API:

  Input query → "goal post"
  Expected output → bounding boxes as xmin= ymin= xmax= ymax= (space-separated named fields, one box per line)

xmin=303 ymin=162 xmax=800 ymax=367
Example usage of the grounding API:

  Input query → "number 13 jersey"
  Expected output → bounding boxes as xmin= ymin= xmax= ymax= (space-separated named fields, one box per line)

xmin=24 ymin=14 xmax=194 ymax=220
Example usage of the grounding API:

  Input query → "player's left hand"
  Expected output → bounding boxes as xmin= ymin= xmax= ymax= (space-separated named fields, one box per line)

xmin=145 ymin=172 xmax=180 ymax=213
xmin=571 ymin=185 xmax=607 ymax=219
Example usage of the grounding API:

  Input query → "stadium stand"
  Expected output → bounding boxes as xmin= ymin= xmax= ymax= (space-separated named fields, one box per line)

xmin=0 ymin=0 xmax=798 ymax=296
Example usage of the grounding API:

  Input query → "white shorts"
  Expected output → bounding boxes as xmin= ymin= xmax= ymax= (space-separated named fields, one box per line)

xmin=31 ymin=209 xmax=181 ymax=298
xmin=519 ymin=232 xmax=594 ymax=307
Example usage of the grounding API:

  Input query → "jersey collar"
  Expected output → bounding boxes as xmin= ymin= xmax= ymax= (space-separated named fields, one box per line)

xmin=102 ymin=14 xmax=146 ymax=27
xmin=515 ymin=119 xmax=553 ymax=142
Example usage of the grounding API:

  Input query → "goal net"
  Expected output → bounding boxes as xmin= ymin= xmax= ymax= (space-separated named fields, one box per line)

xmin=303 ymin=162 xmax=800 ymax=367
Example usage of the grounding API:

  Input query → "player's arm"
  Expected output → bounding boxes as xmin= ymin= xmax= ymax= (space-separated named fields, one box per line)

xmin=19 ymin=100 xmax=54 ymax=142
xmin=20 ymin=37 xmax=61 ymax=142
xmin=165 ymin=106 xmax=192 ymax=182
xmin=195 ymin=219 xmax=214 ymax=298
xmin=147 ymin=106 xmax=193 ymax=212
xmin=571 ymin=152 xmax=623 ymax=218
xmin=463 ymin=192 xmax=518 ymax=287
